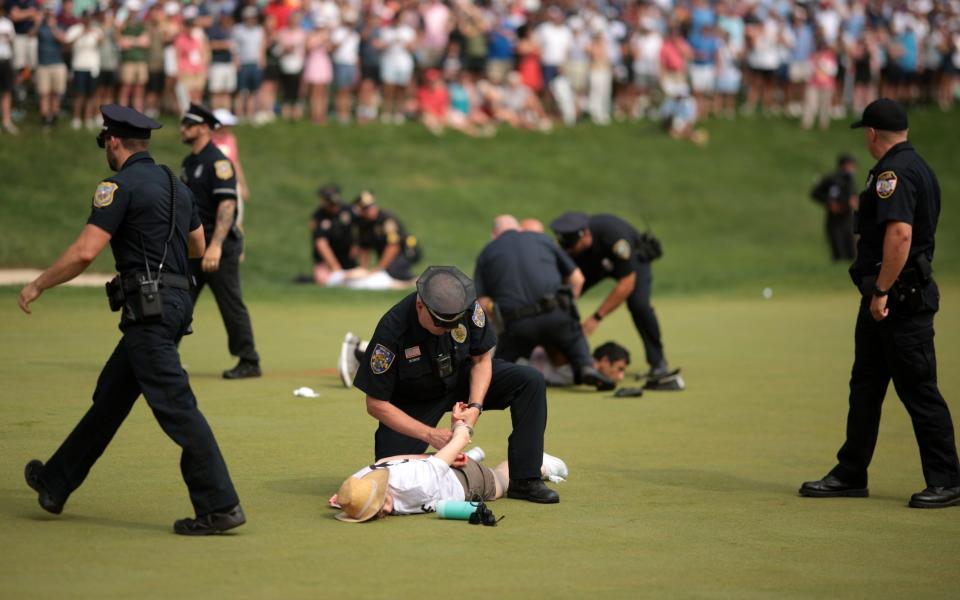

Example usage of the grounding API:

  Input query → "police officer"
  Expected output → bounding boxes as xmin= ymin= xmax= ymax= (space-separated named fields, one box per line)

xmin=549 ymin=212 xmax=681 ymax=389
xmin=800 ymin=98 xmax=960 ymax=508
xmin=17 ymin=105 xmax=245 ymax=534
xmin=354 ymin=266 xmax=559 ymax=503
xmin=354 ymin=190 xmax=421 ymax=282
xmin=310 ymin=183 xmax=357 ymax=285
xmin=474 ymin=215 xmax=614 ymax=391
xmin=180 ymin=103 xmax=261 ymax=379
xmin=810 ymin=153 xmax=858 ymax=261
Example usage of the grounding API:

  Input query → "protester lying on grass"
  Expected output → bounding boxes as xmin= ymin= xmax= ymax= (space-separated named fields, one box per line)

xmin=330 ymin=402 xmax=567 ymax=522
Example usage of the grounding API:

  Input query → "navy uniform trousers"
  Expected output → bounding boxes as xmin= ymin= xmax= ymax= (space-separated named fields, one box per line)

xmin=830 ymin=289 xmax=960 ymax=488
xmin=374 ymin=360 xmax=547 ymax=480
xmin=626 ymin=262 xmax=665 ymax=370
xmin=191 ymin=236 xmax=259 ymax=364
xmin=495 ymin=308 xmax=593 ymax=375
xmin=39 ymin=288 xmax=239 ymax=515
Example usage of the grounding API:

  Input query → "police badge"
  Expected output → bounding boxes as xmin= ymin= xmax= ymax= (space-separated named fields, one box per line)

xmin=875 ymin=171 xmax=897 ymax=199
xmin=612 ymin=239 xmax=631 ymax=260
xmin=370 ymin=343 xmax=396 ymax=375
xmin=92 ymin=181 xmax=119 ymax=208
xmin=214 ymin=159 xmax=234 ymax=180
xmin=451 ymin=324 xmax=467 ymax=343
xmin=472 ymin=302 xmax=485 ymax=328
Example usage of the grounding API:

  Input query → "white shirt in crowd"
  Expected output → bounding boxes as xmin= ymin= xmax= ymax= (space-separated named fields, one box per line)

xmin=380 ymin=24 xmax=416 ymax=62
xmin=232 ymin=23 xmax=264 ymax=66
xmin=0 ymin=16 xmax=14 ymax=61
xmin=66 ymin=24 xmax=102 ymax=75
xmin=536 ymin=21 xmax=573 ymax=66
xmin=748 ymin=18 xmax=782 ymax=70
xmin=331 ymin=25 xmax=359 ymax=65
xmin=350 ymin=456 xmax=465 ymax=515
xmin=310 ymin=0 xmax=340 ymax=29
xmin=631 ymin=30 xmax=663 ymax=76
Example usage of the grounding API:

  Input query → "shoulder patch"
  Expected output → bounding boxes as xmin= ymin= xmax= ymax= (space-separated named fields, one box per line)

xmin=472 ymin=302 xmax=486 ymax=328
xmin=340 ymin=211 xmax=352 ymax=225
xmin=876 ymin=171 xmax=897 ymax=199
xmin=383 ymin=219 xmax=398 ymax=235
xmin=93 ymin=181 xmax=119 ymax=208
xmin=214 ymin=160 xmax=234 ymax=180
xmin=370 ymin=343 xmax=396 ymax=375
xmin=612 ymin=239 xmax=631 ymax=260
xmin=451 ymin=323 xmax=467 ymax=344
xmin=320 ymin=219 xmax=332 ymax=231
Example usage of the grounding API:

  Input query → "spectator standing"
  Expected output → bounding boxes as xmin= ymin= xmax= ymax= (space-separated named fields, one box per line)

xmin=8 ymin=0 xmax=39 ymax=79
xmin=96 ymin=8 xmax=118 ymax=110
xmin=32 ymin=7 xmax=66 ymax=128
xmin=144 ymin=4 xmax=167 ymax=117
xmin=118 ymin=1 xmax=149 ymax=112
xmin=418 ymin=0 xmax=450 ymax=70
xmin=377 ymin=11 xmax=416 ymax=124
xmin=174 ymin=8 xmax=209 ymax=107
xmin=207 ymin=11 xmax=237 ymax=110
xmin=275 ymin=10 xmax=306 ymax=120
xmin=486 ymin=16 xmax=514 ymax=84
xmin=0 ymin=3 xmax=16 ymax=134
xmin=802 ymin=38 xmax=838 ymax=130
xmin=232 ymin=5 xmax=264 ymax=120
xmin=65 ymin=9 xmax=100 ymax=129
xmin=330 ymin=10 xmax=358 ymax=123
xmin=536 ymin=6 xmax=572 ymax=89
xmin=850 ymin=27 xmax=878 ymax=112
xmin=303 ymin=21 xmax=332 ymax=123
xmin=659 ymin=24 xmax=692 ymax=98
xmin=630 ymin=15 xmax=662 ymax=120
xmin=689 ymin=23 xmax=720 ymax=116
xmin=516 ymin=23 xmax=542 ymax=93
xmin=786 ymin=9 xmax=814 ymax=117
xmin=714 ymin=28 xmax=741 ymax=118
xmin=355 ymin=7 xmax=381 ymax=124
xmin=587 ymin=28 xmax=611 ymax=124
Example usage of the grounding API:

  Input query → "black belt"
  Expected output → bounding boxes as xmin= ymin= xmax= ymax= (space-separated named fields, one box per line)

xmin=502 ymin=296 xmax=560 ymax=323
xmin=120 ymin=272 xmax=191 ymax=293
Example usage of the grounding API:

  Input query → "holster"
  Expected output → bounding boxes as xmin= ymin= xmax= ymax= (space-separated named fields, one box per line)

xmin=636 ymin=232 xmax=663 ymax=262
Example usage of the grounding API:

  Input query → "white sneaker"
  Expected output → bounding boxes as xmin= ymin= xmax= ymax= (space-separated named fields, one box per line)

xmin=465 ymin=447 xmax=485 ymax=463
xmin=71 ymin=118 xmax=82 ymax=130
xmin=542 ymin=452 xmax=568 ymax=483
xmin=338 ymin=332 xmax=361 ymax=388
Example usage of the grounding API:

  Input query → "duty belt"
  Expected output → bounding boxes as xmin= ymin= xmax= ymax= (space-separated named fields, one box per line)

xmin=502 ymin=296 xmax=560 ymax=323
xmin=119 ymin=272 xmax=192 ymax=293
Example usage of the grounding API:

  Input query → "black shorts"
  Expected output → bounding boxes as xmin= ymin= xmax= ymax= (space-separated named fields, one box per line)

xmin=280 ymin=71 xmax=300 ymax=102
xmin=72 ymin=70 xmax=97 ymax=97
xmin=360 ymin=61 xmax=380 ymax=84
xmin=147 ymin=70 xmax=164 ymax=93
xmin=750 ymin=67 xmax=777 ymax=81
xmin=0 ymin=60 xmax=13 ymax=93
xmin=98 ymin=69 xmax=117 ymax=88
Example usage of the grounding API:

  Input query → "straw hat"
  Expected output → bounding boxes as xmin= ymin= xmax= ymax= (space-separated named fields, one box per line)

xmin=334 ymin=470 xmax=389 ymax=522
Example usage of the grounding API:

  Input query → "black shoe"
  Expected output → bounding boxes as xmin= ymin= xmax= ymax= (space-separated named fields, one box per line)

xmin=174 ymin=505 xmax=246 ymax=535
xmin=644 ymin=368 xmax=685 ymax=391
xmin=223 ymin=360 xmax=261 ymax=379
xmin=580 ymin=366 xmax=616 ymax=391
xmin=798 ymin=475 xmax=868 ymax=498
xmin=507 ymin=478 xmax=559 ymax=504
xmin=908 ymin=486 xmax=960 ymax=508
xmin=24 ymin=459 xmax=65 ymax=515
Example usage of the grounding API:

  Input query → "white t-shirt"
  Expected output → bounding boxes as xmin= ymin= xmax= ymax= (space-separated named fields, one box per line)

xmin=351 ymin=456 xmax=464 ymax=515
xmin=380 ymin=24 xmax=416 ymax=63
xmin=0 ymin=17 xmax=14 ymax=61
xmin=631 ymin=31 xmax=662 ymax=75
xmin=536 ymin=22 xmax=573 ymax=66
xmin=331 ymin=26 xmax=359 ymax=65
xmin=66 ymin=24 xmax=102 ymax=74
xmin=232 ymin=24 xmax=265 ymax=66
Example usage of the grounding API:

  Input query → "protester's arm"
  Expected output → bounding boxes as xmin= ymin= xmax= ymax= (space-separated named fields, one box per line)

xmin=366 ymin=395 xmax=454 ymax=450
xmin=434 ymin=422 xmax=473 ymax=466
xmin=870 ymin=221 xmax=911 ymax=321
xmin=582 ymin=271 xmax=636 ymax=336
xmin=18 ymin=225 xmax=111 ymax=314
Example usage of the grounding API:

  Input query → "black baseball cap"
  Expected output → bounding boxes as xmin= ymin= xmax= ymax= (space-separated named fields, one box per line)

xmin=416 ymin=266 xmax=475 ymax=329
xmin=836 ymin=153 xmax=856 ymax=166
xmin=97 ymin=104 xmax=161 ymax=148
xmin=318 ymin=183 xmax=342 ymax=203
xmin=549 ymin=211 xmax=590 ymax=249
xmin=850 ymin=98 xmax=908 ymax=131
xmin=181 ymin=103 xmax=221 ymax=129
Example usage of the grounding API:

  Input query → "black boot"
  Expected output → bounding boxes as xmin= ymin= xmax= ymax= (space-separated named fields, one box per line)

xmin=24 ymin=460 xmax=66 ymax=515
xmin=507 ymin=478 xmax=559 ymax=504
xmin=174 ymin=505 xmax=247 ymax=535
xmin=799 ymin=475 xmax=868 ymax=498
xmin=908 ymin=486 xmax=960 ymax=508
xmin=223 ymin=360 xmax=261 ymax=379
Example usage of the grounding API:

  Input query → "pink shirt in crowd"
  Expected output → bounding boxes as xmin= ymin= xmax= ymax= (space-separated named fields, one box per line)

xmin=660 ymin=37 xmax=691 ymax=73
xmin=175 ymin=29 xmax=206 ymax=75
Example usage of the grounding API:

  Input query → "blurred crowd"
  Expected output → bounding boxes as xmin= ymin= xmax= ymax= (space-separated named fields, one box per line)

xmin=1 ymin=0 xmax=958 ymax=137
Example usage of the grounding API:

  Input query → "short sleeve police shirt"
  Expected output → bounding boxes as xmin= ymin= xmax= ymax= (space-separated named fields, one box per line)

xmin=181 ymin=141 xmax=238 ymax=235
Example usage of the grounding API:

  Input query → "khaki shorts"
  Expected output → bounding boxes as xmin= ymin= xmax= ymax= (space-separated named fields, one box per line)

xmin=13 ymin=35 xmax=37 ymax=70
xmin=120 ymin=61 xmax=149 ymax=85
xmin=35 ymin=64 xmax=67 ymax=95
xmin=179 ymin=72 xmax=206 ymax=93
xmin=452 ymin=458 xmax=498 ymax=501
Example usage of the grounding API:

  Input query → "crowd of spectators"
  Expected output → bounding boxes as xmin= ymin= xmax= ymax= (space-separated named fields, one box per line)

xmin=1 ymin=0 xmax=958 ymax=137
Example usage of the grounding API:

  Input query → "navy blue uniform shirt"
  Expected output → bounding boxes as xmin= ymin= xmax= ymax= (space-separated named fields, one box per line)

xmin=312 ymin=203 xmax=356 ymax=266
xmin=853 ymin=141 xmax=939 ymax=273
xmin=180 ymin=141 xmax=238 ymax=241
xmin=474 ymin=230 xmax=577 ymax=314
xmin=354 ymin=293 xmax=496 ymax=404
xmin=574 ymin=214 xmax=644 ymax=287
xmin=357 ymin=209 xmax=409 ymax=257
xmin=87 ymin=151 xmax=200 ymax=276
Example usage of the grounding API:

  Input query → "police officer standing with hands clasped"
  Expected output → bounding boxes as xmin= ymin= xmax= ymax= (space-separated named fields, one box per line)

xmin=17 ymin=105 xmax=245 ymax=534
xmin=354 ymin=266 xmax=560 ymax=503
xmin=550 ymin=212 xmax=683 ymax=390
xmin=180 ymin=103 xmax=261 ymax=379
xmin=800 ymin=98 xmax=960 ymax=508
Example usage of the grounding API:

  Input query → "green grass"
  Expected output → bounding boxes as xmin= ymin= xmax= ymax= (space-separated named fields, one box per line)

xmin=2 ymin=286 xmax=959 ymax=598
xmin=2 ymin=110 xmax=959 ymax=295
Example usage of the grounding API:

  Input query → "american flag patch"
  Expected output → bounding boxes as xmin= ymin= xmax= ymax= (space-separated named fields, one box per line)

xmin=405 ymin=346 xmax=421 ymax=359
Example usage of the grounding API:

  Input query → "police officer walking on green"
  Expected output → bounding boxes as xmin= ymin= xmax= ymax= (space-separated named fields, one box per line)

xmin=18 ymin=105 xmax=245 ymax=534
xmin=354 ymin=266 xmax=560 ymax=503
xmin=800 ymin=98 xmax=960 ymax=508
xmin=180 ymin=103 xmax=261 ymax=379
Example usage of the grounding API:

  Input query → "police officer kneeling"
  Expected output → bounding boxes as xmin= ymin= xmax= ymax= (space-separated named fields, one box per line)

xmin=354 ymin=266 xmax=559 ymax=503
xmin=18 ymin=105 xmax=245 ymax=534
xmin=800 ymin=98 xmax=960 ymax=508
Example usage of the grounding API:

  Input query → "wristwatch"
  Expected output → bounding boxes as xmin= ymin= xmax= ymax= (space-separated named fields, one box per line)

xmin=593 ymin=311 xmax=604 ymax=321
xmin=872 ymin=283 xmax=889 ymax=297
xmin=467 ymin=402 xmax=484 ymax=414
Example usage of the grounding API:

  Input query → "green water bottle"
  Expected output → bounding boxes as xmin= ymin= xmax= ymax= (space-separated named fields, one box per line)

xmin=436 ymin=500 xmax=477 ymax=520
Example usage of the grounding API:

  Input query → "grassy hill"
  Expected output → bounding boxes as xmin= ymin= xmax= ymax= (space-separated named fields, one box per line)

xmin=2 ymin=109 xmax=958 ymax=296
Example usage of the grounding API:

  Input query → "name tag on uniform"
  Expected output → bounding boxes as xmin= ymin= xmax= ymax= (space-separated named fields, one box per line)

xmin=405 ymin=346 xmax=421 ymax=360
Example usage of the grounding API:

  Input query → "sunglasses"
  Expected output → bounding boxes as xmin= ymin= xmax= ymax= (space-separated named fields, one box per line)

xmin=426 ymin=306 xmax=464 ymax=330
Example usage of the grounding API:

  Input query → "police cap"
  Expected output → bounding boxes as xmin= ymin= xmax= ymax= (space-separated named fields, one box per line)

xmin=181 ymin=103 xmax=221 ymax=129
xmin=416 ymin=266 xmax=476 ymax=327
xmin=836 ymin=153 xmax=856 ymax=167
xmin=850 ymin=98 xmax=908 ymax=131
xmin=354 ymin=190 xmax=376 ymax=208
xmin=549 ymin=211 xmax=590 ymax=249
xmin=97 ymin=104 xmax=161 ymax=148
xmin=318 ymin=183 xmax=342 ymax=203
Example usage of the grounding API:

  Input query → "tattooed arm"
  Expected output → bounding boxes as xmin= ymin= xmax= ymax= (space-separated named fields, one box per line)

xmin=201 ymin=200 xmax=237 ymax=273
